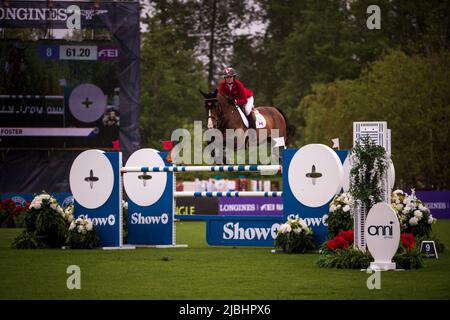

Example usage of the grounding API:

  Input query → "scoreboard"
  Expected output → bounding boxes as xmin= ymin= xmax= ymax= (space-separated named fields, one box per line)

xmin=0 ymin=41 xmax=121 ymax=149
xmin=39 ymin=44 xmax=119 ymax=61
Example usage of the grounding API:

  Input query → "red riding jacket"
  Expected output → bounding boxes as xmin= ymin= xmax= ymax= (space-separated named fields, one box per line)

xmin=218 ymin=79 xmax=253 ymax=106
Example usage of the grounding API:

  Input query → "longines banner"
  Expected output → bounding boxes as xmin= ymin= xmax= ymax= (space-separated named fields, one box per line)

xmin=218 ymin=197 xmax=283 ymax=216
xmin=0 ymin=1 xmax=113 ymax=29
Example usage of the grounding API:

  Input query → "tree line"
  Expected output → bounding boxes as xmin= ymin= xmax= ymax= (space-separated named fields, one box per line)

xmin=140 ymin=0 xmax=450 ymax=189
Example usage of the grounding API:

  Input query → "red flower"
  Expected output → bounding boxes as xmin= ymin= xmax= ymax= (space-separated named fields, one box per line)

xmin=1 ymin=199 xmax=15 ymax=211
xmin=13 ymin=205 xmax=24 ymax=216
xmin=338 ymin=230 xmax=354 ymax=244
xmin=400 ymin=233 xmax=415 ymax=250
xmin=326 ymin=235 xmax=350 ymax=251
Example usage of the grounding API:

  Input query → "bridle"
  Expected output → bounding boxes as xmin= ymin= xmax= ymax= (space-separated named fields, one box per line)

xmin=205 ymin=97 xmax=222 ymax=129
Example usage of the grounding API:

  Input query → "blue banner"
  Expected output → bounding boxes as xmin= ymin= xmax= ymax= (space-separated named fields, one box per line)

xmin=206 ymin=216 xmax=283 ymax=246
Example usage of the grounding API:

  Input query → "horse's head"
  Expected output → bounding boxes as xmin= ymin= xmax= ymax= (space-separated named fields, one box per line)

xmin=200 ymin=88 xmax=221 ymax=129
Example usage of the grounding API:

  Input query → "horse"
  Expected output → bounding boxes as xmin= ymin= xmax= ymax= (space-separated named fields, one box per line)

xmin=200 ymin=88 xmax=294 ymax=147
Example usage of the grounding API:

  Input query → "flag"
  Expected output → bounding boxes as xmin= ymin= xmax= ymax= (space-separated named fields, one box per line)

xmin=162 ymin=140 xmax=174 ymax=150
xmin=331 ymin=138 xmax=340 ymax=149
xmin=273 ymin=137 xmax=286 ymax=148
xmin=112 ymin=140 xmax=120 ymax=150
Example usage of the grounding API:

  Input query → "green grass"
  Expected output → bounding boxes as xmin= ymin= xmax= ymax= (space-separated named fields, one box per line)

xmin=1 ymin=221 xmax=450 ymax=299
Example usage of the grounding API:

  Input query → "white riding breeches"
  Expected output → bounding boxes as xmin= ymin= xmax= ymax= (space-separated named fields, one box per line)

xmin=243 ymin=96 xmax=254 ymax=116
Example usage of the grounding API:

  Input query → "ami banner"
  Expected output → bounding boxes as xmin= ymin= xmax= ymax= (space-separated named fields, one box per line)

xmin=218 ymin=197 xmax=283 ymax=216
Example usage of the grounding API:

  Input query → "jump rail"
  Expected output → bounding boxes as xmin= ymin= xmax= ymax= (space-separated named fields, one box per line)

xmin=174 ymin=191 xmax=283 ymax=198
xmin=121 ymin=165 xmax=282 ymax=173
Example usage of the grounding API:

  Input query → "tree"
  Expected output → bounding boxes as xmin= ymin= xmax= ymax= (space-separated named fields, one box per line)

xmin=297 ymin=50 xmax=450 ymax=189
xmin=140 ymin=17 xmax=208 ymax=148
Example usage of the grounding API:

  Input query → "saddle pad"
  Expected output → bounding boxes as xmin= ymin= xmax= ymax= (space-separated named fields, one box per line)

xmin=254 ymin=110 xmax=267 ymax=128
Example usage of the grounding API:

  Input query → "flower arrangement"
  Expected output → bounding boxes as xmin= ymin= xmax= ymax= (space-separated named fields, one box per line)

xmin=325 ymin=192 xmax=353 ymax=237
xmin=275 ymin=217 xmax=315 ymax=253
xmin=66 ymin=215 xmax=98 ymax=249
xmin=393 ymin=232 xmax=425 ymax=269
xmin=318 ymin=230 xmax=372 ymax=269
xmin=0 ymin=198 xmax=29 ymax=228
xmin=13 ymin=193 xmax=68 ymax=249
xmin=391 ymin=189 xmax=436 ymax=238
xmin=349 ymin=136 xmax=388 ymax=210
xmin=12 ymin=193 xmax=99 ymax=249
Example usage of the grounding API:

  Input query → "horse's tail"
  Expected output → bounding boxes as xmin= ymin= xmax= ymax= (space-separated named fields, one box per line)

xmin=274 ymin=107 xmax=296 ymax=144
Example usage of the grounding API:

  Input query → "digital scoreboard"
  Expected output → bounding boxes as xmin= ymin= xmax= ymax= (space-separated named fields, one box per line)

xmin=0 ymin=41 xmax=121 ymax=149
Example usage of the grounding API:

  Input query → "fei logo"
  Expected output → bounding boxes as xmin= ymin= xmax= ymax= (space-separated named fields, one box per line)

xmin=287 ymin=214 xmax=328 ymax=227
xmin=83 ymin=214 xmax=115 ymax=226
xmin=223 ymin=222 xmax=280 ymax=240
xmin=131 ymin=213 xmax=169 ymax=225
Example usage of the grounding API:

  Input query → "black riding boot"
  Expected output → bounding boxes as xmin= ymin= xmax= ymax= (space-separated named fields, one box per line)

xmin=246 ymin=113 xmax=256 ymax=129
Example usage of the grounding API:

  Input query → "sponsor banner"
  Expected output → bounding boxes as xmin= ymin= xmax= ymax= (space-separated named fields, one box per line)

xmin=416 ymin=191 xmax=450 ymax=219
xmin=218 ymin=197 xmax=282 ymax=216
xmin=206 ymin=216 xmax=283 ymax=246
xmin=0 ymin=1 xmax=110 ymax=29
xmin=176 ymin=197 xmax=218 ymax=216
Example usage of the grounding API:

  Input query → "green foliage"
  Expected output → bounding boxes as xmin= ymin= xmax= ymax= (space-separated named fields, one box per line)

xmin=317 ymin=247 xmax=372 ymax=269
xmin=393 ymin=249 xmax=425 ymax=269
xmin=296 ymin=50 xmax=450 ymax=189
xmin=66 ymin=230 xmax=98 ymax=249
xmin=350 ymin=136 xmax=387 ymax=208
xmin=275 ymin=232 xmax=315 ymax=254
xmin=11 ymin=231 xmax=40 ymax=249
xmin=13 ymin=196 xmax=67 ymax=249
xmin=326 ymin=192 xmax=353 ymax=237
xmin=275 ymin=218 xmax=315 ymax=253
xmin=326 ymin=214 xmax=353 ymax=238
xmin=140 ymin=18 xmax=208 ymax=149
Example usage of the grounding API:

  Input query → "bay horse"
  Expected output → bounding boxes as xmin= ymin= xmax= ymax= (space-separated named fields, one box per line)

xmin=200 ymin=88 xmax=294 ymax=146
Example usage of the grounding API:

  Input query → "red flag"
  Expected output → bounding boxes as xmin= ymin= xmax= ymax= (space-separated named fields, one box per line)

xmin=112 ymin=140 xmax=120 ymax=150
xmin=162 ymin=140 xmax=174 ymax=150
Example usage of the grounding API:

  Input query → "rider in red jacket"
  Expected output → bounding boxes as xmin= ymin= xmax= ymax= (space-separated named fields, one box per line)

xmin=218 ymin=67 xmax=255 ymax=129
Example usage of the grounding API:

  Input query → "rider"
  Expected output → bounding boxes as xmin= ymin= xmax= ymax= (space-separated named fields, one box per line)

xmin=218 ymin=67 xmax=256 ymax=129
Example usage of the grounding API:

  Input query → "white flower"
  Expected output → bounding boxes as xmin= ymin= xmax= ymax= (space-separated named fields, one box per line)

xmin=86 ymin=220 xmax=93 ymax=231
xmin=69 ymin=221 xmax=76 ymax=231
xmin=300 ymin=219 xmax=308 ymax=230
xmin=336 ymin=204 xmax=341 ymax=209
xmin=122 ymin=200 xmax=128 ymax=210
xmin=396 ymin=204 xmax=404 ymax=211
xmin=278 ymin=223 xmax=292 ymax=234
xmin=29 ymin=200 xmax=42 ymax=210
xmin=343 ymin=205 xmax=350 ymax=212
xmin=67 ymin=214 xmax=74 ymax=223
xmin=428 ymin=215 xmax=435 ymax=224
xmin=402 ymin=206 xmax=411 ymax=214
xmin=393 ymin=189 xmax=404 ymax=195
xmin=409 ymin=217 xmax=419 ymax=226
xmin=293 ymin=228 xmax=302 ymax=234
xmin=40 ymin=194 xmax=51 ymax=200
xmin=329 ymin=204 xmax=337 ymax=212
xmin=75 ymin=218 xmax=82 ymax=224
xmin=414 ymin=210 xmax=423 ymax=219
xmin=77 ymin=225 xmax=84 ymax=233
xmin=395 ymin=199 xmax=400 ymax=204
